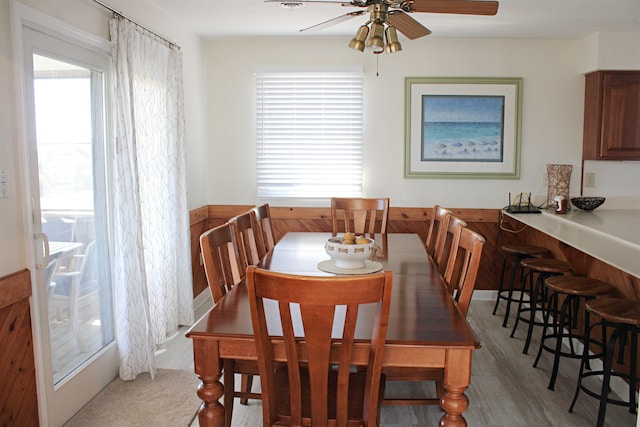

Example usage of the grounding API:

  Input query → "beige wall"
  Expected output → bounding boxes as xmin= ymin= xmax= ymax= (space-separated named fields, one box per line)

xmin=204 ymin=34 xmax=639 ymax=208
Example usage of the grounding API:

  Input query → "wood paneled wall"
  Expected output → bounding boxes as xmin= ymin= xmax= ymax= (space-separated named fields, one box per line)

xmin=190 ymin=205 xmax=504 ymax=298
xmin=0 ymin=269 xmax=39 ymax=427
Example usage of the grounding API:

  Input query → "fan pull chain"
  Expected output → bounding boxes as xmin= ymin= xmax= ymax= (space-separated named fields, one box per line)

xmin=376 ymin=53 xmax=380 ymax=77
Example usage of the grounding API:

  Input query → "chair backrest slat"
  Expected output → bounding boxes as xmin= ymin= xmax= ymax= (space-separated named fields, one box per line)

xmin=229 ymin=210 xmax=265 ymax=266
xmin=199 ymin=222 xmax=245 ymax=302
xmin=331 ymin=197 xmax=390 ymax=236
xmin=435 ymin=215 xmax=467 ymax=276
xmin=425 ymin=205 xmax=452 ymax=259
xmin=443 ymin=226 xmax=485 ymax=317
xmin=252 ymin=203 xmax=276 ymax=254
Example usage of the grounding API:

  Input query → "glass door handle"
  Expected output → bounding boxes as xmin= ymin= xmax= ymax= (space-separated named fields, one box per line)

xmin=34 ymin=232 xmax=50 ymax=269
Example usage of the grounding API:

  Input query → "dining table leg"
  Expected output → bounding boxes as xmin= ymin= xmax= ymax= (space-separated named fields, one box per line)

xmin=192 ymin=339 xmax=226 ymax=427
xmin=439 ymin=349 xmax=472 ymax=427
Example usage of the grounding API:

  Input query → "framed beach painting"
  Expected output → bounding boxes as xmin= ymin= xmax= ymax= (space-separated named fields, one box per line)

xmin=404 ymin=77 xmax=523 ymax=179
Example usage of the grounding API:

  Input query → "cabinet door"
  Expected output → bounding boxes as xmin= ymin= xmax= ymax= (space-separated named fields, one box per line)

xmin=600 ymin=72 xmax=640 ymax=159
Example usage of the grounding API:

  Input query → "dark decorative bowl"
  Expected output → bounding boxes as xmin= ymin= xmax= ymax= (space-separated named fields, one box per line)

xmin=571 ymin=197 xmax=605 ymax=211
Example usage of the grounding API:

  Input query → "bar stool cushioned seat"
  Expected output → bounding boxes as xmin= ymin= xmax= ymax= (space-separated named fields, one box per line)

xmin=493 ymin=243 xmax=550 ymax=327
xmin=570 ymin=297 xmax=640 ymax=427
xmin=533 ymin=276 xmax=612 ymax=390
xmin=510 ymin=258 xmax=573 ymax=354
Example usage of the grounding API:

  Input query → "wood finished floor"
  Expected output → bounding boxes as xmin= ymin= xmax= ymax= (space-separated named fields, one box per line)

xmin=157 ymin=300 xmax=639 ymax=427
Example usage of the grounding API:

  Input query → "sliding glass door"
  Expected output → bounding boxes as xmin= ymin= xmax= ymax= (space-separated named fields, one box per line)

xmin=21 ymin=24 xmax=118 ymax=426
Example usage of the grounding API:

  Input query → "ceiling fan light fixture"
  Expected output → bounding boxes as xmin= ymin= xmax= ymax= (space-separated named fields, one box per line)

xmin=348 ymin=25 xmax=369 ymax=52
xmin=366 ymin=21 xmax=385 ymax=53
xmin=385 ymin=26 xmax=402 ymax=53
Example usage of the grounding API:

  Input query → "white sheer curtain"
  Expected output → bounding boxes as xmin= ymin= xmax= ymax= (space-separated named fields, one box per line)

xmin=110 ymin=17 xmax=193 ymax=380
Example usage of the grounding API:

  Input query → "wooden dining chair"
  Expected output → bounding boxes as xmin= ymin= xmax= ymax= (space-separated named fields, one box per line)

xmin=434 ymin=215 xmax=468 ymax=276
xmin=229 ymin=209 xmax=265 ymax=266
xmin=247 ymin=266 xmax=393 ymax=427
xmin=200 ymin=222 xmax=246 ymax=301
xmin=330 ymin=197 xmax=390 ymax=236
xmin=199 ymin=223 xmax=259 ymax=427
xmin=443 ymin=226 xmax=486 ymax=316
xmin=383 ymin=225 xmax=485 ymax=407
xmin=252 ymin=203 xmax=276 ymax=255
xmin=424 ymin=205 xmax=452 ymax=259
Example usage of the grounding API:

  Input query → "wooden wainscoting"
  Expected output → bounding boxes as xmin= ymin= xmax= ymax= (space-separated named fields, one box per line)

xmin=189 ymin=205 xmax=504 ymax=298
xmin=0 ymin=269 xmax=39 ymax=426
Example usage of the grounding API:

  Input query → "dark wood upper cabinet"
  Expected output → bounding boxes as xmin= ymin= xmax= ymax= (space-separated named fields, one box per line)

xmin=583 ymin=70 xmax=640 ymax=160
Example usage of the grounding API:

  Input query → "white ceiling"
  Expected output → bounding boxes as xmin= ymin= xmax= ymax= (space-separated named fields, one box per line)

xmin=145 ymin=0 xmax=640 ymax=39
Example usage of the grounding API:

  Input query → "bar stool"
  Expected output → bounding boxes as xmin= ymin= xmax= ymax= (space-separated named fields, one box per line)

xmin=570 ymin=297 xmax=640 ymax=427
xmin=510 ymin=258 xmax=573 ymax=354
xmin=492 ymin=243 xmax=550 ymax=327
xmin=532 ymin=276 xmax=612 ymax=391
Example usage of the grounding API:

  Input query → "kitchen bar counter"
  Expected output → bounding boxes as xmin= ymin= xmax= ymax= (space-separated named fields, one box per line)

xmin=504 ymin=209 xmax=640 ymax=279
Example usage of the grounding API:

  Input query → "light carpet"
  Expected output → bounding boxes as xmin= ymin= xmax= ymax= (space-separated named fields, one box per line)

xmin=65 ymin=369 xmax=201 ymax=427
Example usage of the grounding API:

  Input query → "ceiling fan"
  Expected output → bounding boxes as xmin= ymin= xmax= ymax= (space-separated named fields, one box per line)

xmin=269 ymin=0 xmax=499 ymax=54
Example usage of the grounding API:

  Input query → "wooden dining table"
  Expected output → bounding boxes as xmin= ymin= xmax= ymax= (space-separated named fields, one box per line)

xmin=186 ymin=232 xmax=480 ymax=427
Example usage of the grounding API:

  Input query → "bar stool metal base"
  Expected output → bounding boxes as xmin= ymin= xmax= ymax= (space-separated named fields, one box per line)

xmin=492 ymin=243 xmax=549 ymax=328
xmin=510 ymin=258 xmax=572 ymax=355
xmin=533 ymin=276 xmax=611 ymax=391
xmin=569 ymin=298 xmax=640 ymax=427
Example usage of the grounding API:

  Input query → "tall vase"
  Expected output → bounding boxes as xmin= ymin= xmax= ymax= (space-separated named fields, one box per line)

xmin=546 ymin=164 xmax=573 ymax=208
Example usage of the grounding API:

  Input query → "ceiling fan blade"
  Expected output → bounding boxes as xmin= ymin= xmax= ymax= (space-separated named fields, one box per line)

xmin=299 ymin=10 xmax=367 ymax=32
xmin=409 ymin=0 xmax=499 ymax=16
xmin=387 ymin=11 xmax=431 ymax=39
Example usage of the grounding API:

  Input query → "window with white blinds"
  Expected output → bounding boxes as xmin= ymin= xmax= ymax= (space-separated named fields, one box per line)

xmin=256 ymin=69 xmax=363 ymax=199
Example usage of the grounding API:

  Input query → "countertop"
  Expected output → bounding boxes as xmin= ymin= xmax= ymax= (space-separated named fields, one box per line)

xmin=504 ymin=209 xmax=640 ymax=279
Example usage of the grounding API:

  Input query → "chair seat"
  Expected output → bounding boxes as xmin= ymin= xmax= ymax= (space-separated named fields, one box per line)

xmin=544 ymin=276 xmax=612 ymax=297
xmin=231 ymin=359 xmax=261 ymax=375
xmin=273 ymin=366 xmax=384 ymax=426
xmin=500 ymin=243 xmax=549 ymax=256
xmin=586 ymin=298 xmax=640 ymax=326
xmin=520 ymin=258 xmax=573 ymax=274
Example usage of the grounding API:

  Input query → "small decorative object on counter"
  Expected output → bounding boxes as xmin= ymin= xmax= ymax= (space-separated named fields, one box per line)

xmin=553 ymin=196 xmax=568 ymax=214
xmin=571 ymin=197 xmax=606 ymax=211
xmin=546 ymin=164 xmax=573 ymax=209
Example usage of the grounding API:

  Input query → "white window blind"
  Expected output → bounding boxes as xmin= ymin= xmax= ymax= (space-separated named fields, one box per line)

xmin=256 ymin=69 xmax=363 ymax=198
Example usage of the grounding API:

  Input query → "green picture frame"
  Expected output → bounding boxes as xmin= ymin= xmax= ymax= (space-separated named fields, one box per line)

xmin=404 ymin=77 xmax=523 ymax=179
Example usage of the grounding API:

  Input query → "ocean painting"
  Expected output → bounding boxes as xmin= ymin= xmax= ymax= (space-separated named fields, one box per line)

xmin=421 ymin=95 xmax=505 ymax=162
